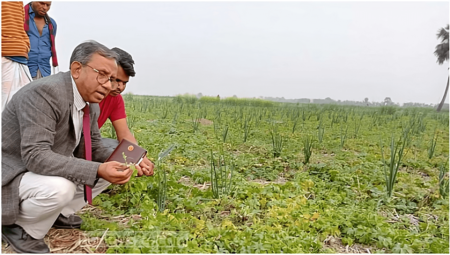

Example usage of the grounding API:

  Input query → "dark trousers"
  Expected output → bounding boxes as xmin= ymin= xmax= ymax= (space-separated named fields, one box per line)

xmin=101 ymin=137 xmax=120 ymax=151
xmin=74 ymin=136 xmax=119 ymax=160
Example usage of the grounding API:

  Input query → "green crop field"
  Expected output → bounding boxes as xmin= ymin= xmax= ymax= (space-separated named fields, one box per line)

xmin=82 ymin=94 xmax=448 ymax=253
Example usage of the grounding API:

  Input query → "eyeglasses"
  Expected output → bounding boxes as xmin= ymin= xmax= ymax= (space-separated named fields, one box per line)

xmin=84 ymin=64 xmax=114 ymax=85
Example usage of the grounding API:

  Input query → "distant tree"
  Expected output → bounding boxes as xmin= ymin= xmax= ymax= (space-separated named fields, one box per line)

xmin=232 ymin=95 xmax=237 ymax=98
xmin=384 ymin=97 xmax=392 ymax=105
xmin=435 ymin=24 xmax=449 ymax=112
xmin=364 ymin=97 xmax=369 ymax=106
xmin=197 ymin=93 xmax=203 ymax=99
xmin=324 ymin=97 xmax=335 ymax=104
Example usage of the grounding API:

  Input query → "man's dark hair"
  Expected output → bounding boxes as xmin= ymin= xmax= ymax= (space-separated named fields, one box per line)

xmin=70 ymin=40 xmax=118 ymax=66
xmin=111 ymin=47 xmax=136 ymax=77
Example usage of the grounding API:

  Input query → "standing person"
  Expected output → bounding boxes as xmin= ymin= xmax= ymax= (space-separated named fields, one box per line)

xmin=1 ymin=1 xmax=33 ymax=111
xmin=1 ymin=41 xmax=154 ymax=253
xmin=24 ymin=1 xmax=58 ymax=80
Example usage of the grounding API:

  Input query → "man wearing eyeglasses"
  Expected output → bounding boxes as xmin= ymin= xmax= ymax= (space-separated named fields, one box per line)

xmin=1 ymin=40 xmax=154 ymax=253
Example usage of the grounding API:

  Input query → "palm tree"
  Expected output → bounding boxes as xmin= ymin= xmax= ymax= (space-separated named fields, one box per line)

xmin=435 ymin=24 xmax=449 ymax=112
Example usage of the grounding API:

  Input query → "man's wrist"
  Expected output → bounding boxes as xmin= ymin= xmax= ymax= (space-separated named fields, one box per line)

xmin=97 ymin=163 xmax=105 ymax=179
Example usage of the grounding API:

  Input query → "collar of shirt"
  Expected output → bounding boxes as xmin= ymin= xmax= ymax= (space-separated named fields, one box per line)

xmin=71 ymin=76 xmax=87 ymax=111
xmin=71 ymin=76 xmax=87 ymax=147
xmin=28 ymin=4 xmax=35 ymax=20
xmin=28 ymin=4 xmax=49 ymax=24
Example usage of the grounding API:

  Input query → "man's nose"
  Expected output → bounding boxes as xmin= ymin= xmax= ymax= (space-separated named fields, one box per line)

xmin=103 ymin=81 xmax=113 ymax=91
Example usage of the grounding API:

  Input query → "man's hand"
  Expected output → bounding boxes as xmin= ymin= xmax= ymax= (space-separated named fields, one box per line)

xmin=135 ymin=156 xmax=155 ymax=177
xmin=97 ymin=161 xmax=133 ymax=184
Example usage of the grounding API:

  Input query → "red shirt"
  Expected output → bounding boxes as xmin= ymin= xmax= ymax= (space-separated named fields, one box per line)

xmin=98 ymin=94 xmax=127 ymax=128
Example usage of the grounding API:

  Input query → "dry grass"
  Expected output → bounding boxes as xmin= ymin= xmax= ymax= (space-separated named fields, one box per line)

xmin=198 ymin=118 xmax=213 ymax=125
xmin=249 ymin=177 xmax=287 ymax=185
xmin=2 ymin=205 xmax=111 ymax=254
xmin=322 ymin=236 xmax=382 ymax=253
xmin=2 ymin=228 xmax=107 ymax=254
xmin=178 ymin=176 xmax=212 ymax=191
xmin=184 ymin=118 xmax=213 ymax=125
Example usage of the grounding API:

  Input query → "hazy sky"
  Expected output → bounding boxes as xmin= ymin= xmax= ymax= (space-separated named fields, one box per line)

xmin=51 ymin=1 xmax=449 ymax=104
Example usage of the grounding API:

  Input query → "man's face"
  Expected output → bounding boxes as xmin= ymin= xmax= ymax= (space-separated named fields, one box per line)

xmin=32 ymin=1 xmax=52 ymax=17
xmin=110 ymin=66 xmax=129 ymax=97
xmin=74 ymin=53 xmax=117 ymax=103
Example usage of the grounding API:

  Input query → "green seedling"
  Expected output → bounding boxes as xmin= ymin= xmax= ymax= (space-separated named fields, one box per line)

xmin=156 ymin=144 xmax=176 ymax=212
xmin=210 ymin=149 xmax=235 ymax=199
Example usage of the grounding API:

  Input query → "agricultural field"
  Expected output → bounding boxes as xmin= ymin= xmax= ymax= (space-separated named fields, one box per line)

xmin=65 ymin=95 xmax=450 ymax=253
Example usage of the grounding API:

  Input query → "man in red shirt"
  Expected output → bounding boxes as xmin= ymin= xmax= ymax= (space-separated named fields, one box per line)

xmin=99 ymin=47 xmax=154 ymax=176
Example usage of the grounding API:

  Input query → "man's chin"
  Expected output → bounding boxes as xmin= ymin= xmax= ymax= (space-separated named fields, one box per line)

xmin=110 ymin=92 xmax=120 ymax=97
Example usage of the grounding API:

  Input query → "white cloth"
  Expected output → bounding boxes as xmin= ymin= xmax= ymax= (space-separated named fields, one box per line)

xmin=15 ymin=172 xmax=77 ymax=239
xmin=1 ymin=57 xmax=32 ymax=111
xmin=71 ymin=76 xmax=87 ymax=146
xmin=16 ymin=172 xmax=111 ymax=239
xmin=52 ymin=66 xmax=60 ymax=75
xmin=60 ymin=178 xmax=111 ymax=217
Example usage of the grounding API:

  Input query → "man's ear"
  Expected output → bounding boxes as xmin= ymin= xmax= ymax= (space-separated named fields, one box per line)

xmin=70 ymin=61 xmax=82 ymax=79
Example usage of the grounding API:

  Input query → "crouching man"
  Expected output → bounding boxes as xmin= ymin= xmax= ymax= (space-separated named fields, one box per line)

xmin=1 ymin=40 xmax=154 ymax=253
xmin=96 ymin=47 xmax=153 ymax=176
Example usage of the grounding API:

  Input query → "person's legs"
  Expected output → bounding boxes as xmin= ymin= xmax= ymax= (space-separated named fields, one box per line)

xmin=59 ymin=138 xmax=118 ymax=216
xmin=19 ymin=62 xmax=33 ymax=83
xmin=15 ymin=172 xmax=77 ymax=239
xmin=2 ymin=57 xmax=15 ymax=111
xmin=32 ymin=69 xmax=43 ymax=80
xmin=1 ymin=57 xmax=32 ymax=111
xmin=101 ymin=137 xmax=120 ymax=151
xmin=60 ymin=178 xmax=111 ymax=216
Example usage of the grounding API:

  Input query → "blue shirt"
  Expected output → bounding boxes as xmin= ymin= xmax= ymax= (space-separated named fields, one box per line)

xmin=25 ymin=6 xmax=57 ymax=77
xmin=7 ymin=56 xmax=28 ymax=65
